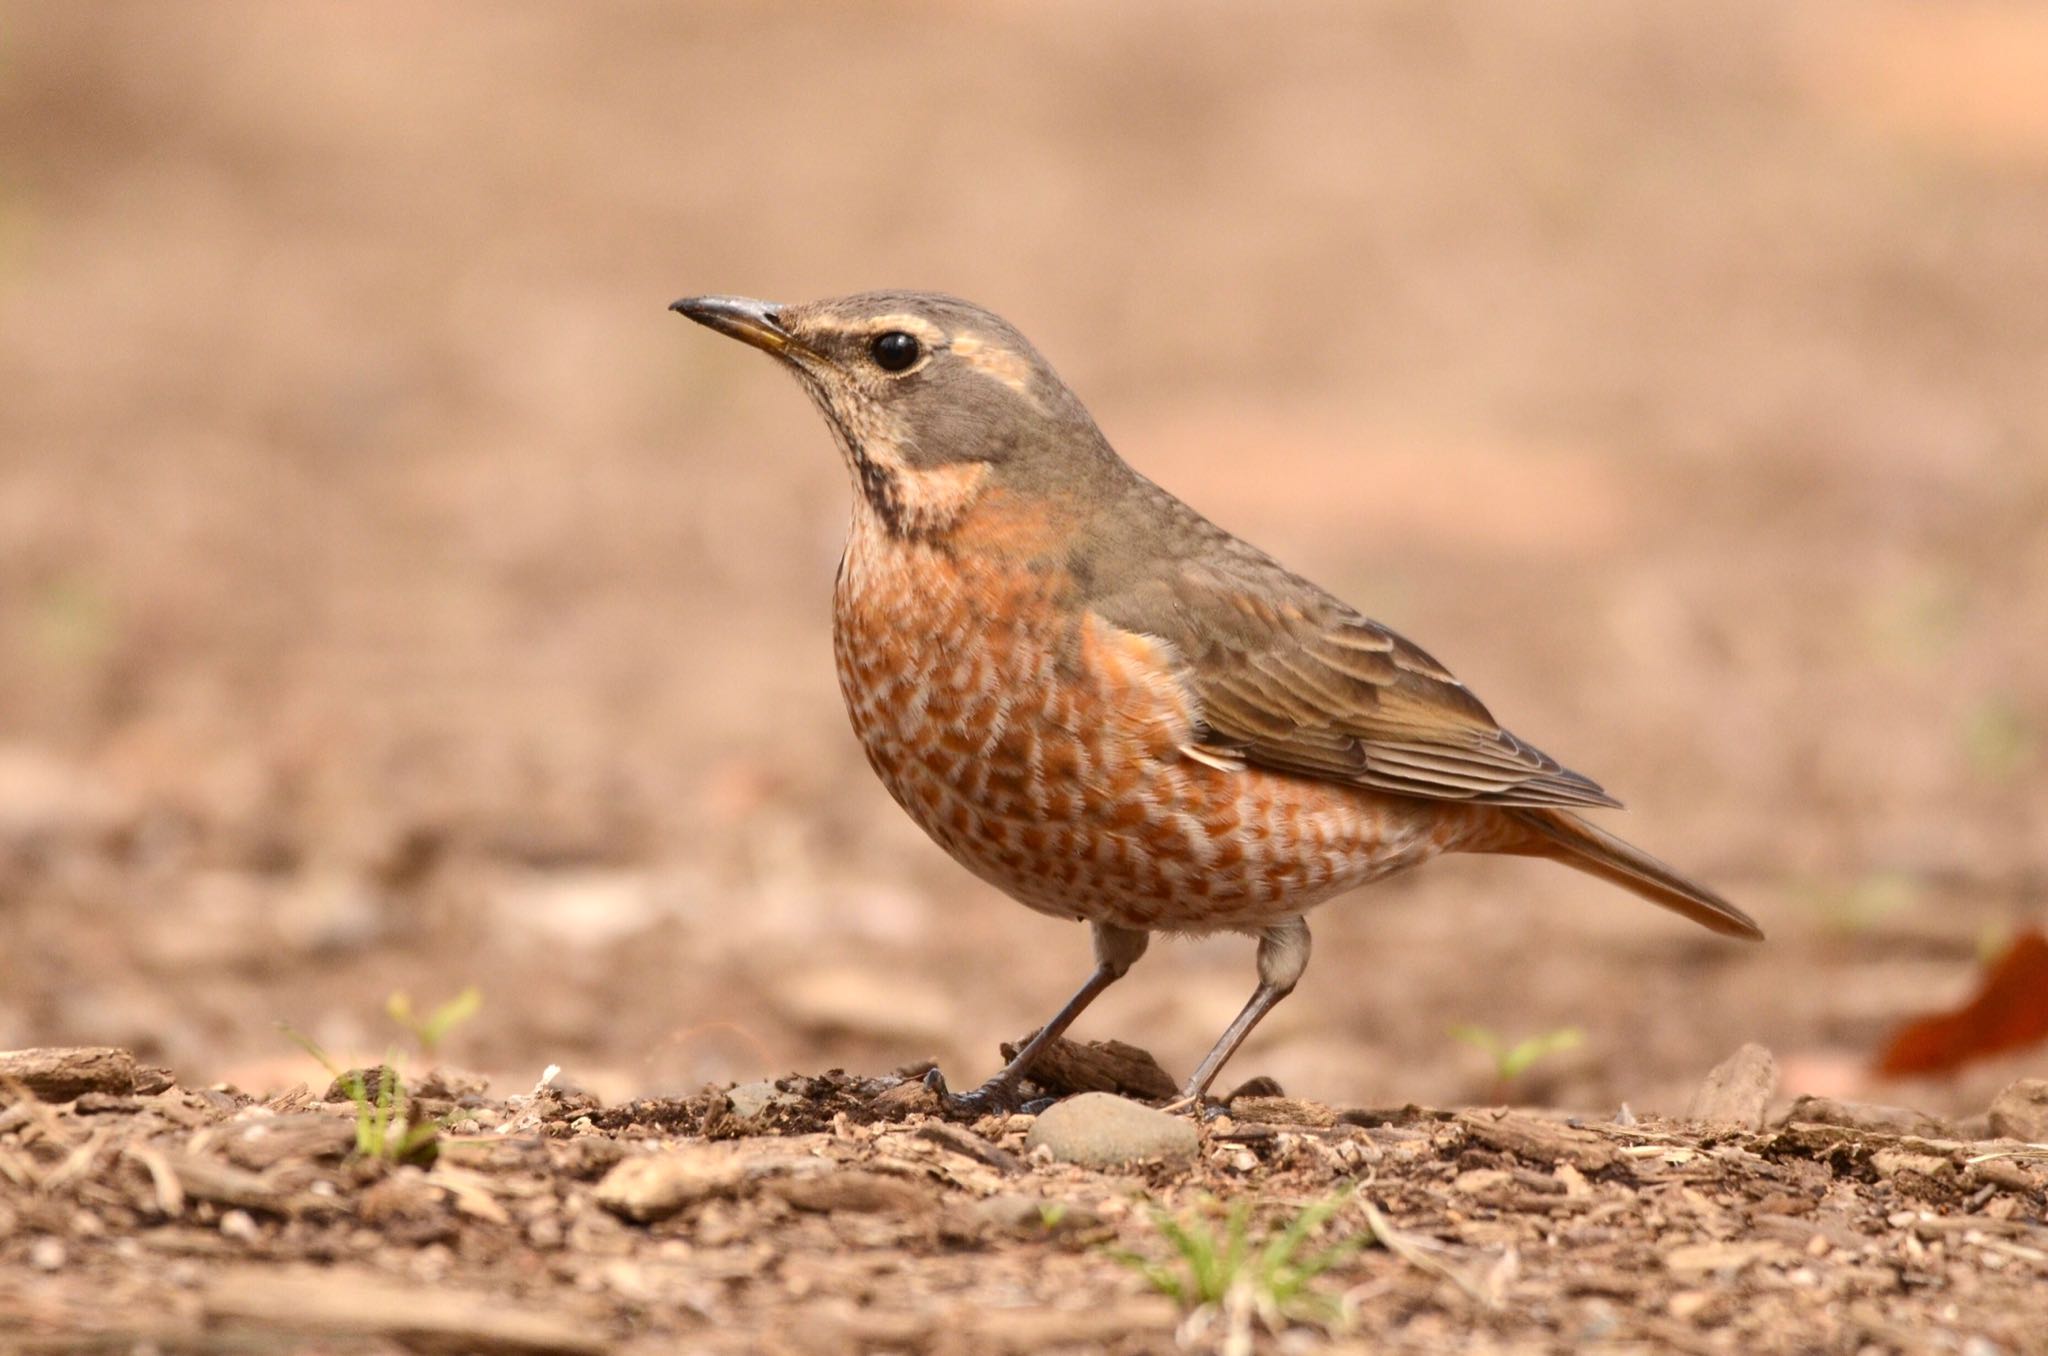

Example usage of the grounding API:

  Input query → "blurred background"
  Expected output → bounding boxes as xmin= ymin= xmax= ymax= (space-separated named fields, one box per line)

xmin=1 ymin=2 xmax=2043 ymax=1116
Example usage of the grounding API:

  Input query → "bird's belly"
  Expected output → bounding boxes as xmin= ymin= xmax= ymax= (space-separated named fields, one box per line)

xmin=833 ymin=544 xmax=1461 ymax=932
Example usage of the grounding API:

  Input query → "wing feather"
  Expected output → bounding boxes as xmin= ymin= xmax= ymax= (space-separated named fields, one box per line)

xmin=1093 ymin=548 xmax=1620 ymax=810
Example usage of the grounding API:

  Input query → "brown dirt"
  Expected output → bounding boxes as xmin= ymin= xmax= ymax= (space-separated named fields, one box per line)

xmin=2 ymin=1046 xmax=2044 ymax=1354
xmin=2 ymin=2 xmax=2046 ymax=1351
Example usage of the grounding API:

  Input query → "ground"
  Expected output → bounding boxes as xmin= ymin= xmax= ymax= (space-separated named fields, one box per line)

xmin=2 ymin=1043 xmax=2044 ymax=1353
xmin=1 ymin=2 xmax=2046 ymax=1351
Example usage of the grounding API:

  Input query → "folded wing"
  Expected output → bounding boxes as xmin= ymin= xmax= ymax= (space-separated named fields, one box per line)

xmin=1092 ymin=549 xmax=1621 ymax=810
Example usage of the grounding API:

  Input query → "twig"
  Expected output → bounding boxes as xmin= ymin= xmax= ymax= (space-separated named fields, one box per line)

xmin=126 ymin=1144 xmax=186 ymax=1217
xmin=1357 ymin=1198 xmax=1502 ymax=1310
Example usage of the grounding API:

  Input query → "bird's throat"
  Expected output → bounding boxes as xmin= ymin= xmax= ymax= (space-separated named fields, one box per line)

xmin=847 ymin=451 xmax=991 ymax=541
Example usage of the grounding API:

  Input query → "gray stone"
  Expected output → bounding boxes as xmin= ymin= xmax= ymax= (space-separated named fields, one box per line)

xmin=1987 ymin=1079 xmax=2048 ymax=1143
xmin=1024 ymin=1092 xmax=1199 ymax=1169
xmin=1687 ymin=1043 xmax=1778 ymax=1132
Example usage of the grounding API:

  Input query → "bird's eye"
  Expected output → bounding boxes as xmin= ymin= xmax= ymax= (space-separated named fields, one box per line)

xmin=870 ymin=330 xmax=921 ymax=372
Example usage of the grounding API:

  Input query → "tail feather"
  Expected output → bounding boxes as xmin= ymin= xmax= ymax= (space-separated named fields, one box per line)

xmin=1504 ymin=809 xmax=1763 ymax=940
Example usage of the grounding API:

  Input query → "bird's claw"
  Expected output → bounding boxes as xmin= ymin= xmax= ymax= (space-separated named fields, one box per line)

xmin=921 ymin=1067 xmax=1023 ymax=1121
xmin=1159 ymin=1090 xmax=1230 ymax=1121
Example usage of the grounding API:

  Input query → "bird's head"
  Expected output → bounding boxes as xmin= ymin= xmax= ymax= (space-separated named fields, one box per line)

xmin=672 ymin=291 xmax=1124 ymax=539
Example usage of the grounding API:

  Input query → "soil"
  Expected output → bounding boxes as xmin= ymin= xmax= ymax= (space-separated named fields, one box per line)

xmin=2 ymin=2 xmax=2047 ymax=1352
xmin=2 ymin=1044 xmax=2044 ymax=1354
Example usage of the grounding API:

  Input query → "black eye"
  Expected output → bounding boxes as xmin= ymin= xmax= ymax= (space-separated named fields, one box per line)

xmin=870 ymin=330 xmax=921 ymax=372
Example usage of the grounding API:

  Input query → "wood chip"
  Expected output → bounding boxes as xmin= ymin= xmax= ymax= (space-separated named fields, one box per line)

xmin=1359 ymin=1197 xmax=1504 ymax=1309
xmin=1778 ymin=1096 xmax=1952 ymax=1139
xmin=1001 ymin=1036 xmax=1178 ymax=1101
xmin=219 ymin=1113 xmax=358 ymax=1169
xmin=0 ymin=1047 xmax=139 ymax=1102
xmin=915 ymin=1121 xmax=1023 ymax=1174
xmin=1455 ymin=1110 xmax=1619 ymax=1172
xmin=1686 ymin=1043 xmax=1778 ymax=1132
xmin=156 ymin=1152 xmax=294 ymax=1213
xmin=203 ymin=1266 xmax=606 ymax=1354
xmin=1230 ymin=1094 xmax=1339 ymax=1128
xmin=766 ymin=1169 xmax=934 ymax=1216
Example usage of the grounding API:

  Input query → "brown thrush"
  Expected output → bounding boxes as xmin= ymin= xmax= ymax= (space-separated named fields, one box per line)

xmin=672 ymin=291 xmax=1761 ymax=1114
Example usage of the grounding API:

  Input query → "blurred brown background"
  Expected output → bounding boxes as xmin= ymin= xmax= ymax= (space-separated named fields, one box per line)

xmin=1 ymin=2 xmax=2043 ymax=1115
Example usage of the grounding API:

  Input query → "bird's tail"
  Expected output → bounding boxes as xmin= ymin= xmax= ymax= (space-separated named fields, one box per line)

xmin=1500 ymin=808 xmax=1763 ymax=940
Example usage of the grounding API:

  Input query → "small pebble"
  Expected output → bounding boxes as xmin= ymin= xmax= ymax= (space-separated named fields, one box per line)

xmin=1024 ymin=1092 xmax=1199 ymax=1169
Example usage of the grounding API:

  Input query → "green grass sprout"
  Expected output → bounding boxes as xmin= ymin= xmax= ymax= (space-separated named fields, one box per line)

xmin=277 ymin=1024 xmax=437 ymax=1164
xmin=1111 ymin=1189 xmax=1364 ymax=1345
xmin=385 ymin=986 xmax=483 ymax=1059
xmin=276 ymin=989 xmax=480 ymax=1164
xmin=1451 ymin=1024 xmax=1584 ymax=1095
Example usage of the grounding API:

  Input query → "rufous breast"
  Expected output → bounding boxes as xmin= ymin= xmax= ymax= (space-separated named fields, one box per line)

xmin=831 ymin=502 xmax=1478 ymax=933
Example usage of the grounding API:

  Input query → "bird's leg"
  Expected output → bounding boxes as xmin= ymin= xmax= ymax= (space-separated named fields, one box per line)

xmin=1171 ymin=917 xmax=1311 ymax=1111
xmin=924 ymin=922 xmax=1148 ymax=1119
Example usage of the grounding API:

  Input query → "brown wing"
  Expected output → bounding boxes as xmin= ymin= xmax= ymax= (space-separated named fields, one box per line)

xmin=1091 ymin=548 xmax=1621 ymax=810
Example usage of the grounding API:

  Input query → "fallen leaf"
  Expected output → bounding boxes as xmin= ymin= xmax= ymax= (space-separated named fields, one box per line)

xmin=1878 ymin=929 xmax=2048 ymax=1076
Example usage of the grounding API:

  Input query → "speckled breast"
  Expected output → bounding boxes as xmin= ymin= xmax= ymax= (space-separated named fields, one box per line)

xmin=831 ymin=518 xmax=1470 ymax=933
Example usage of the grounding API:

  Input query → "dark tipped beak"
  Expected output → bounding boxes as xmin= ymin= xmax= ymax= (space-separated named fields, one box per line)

xmin=669 ymin=294 xmax=796 ymax=357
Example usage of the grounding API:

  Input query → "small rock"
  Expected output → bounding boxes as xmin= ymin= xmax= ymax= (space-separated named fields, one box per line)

xmin=725 ymin=1080 xmax=797 ymax=1122
xmin=594 ymin=1146 xmax=746 ymax=1222
xmin=1024 ymin=1093 xmax=1199 ymax=1169
xmin=1687 ymin=1043 xmax=1778 ymax=1132
xmin=1987 ymin=1079 xmax=2048 ymax=1143
xmin=28 ymin=1237 xmax=64 ymax=1271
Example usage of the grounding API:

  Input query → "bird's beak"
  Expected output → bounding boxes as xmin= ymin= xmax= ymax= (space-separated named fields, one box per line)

xmin=669 ymin=295 xmax=798 ymax=358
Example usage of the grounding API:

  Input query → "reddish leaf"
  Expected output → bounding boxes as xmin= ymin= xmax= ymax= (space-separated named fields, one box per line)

xmin=1879 ymin=928 xmax=2048 ymax=1077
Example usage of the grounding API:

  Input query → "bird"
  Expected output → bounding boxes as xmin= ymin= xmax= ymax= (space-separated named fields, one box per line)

xmin=670 ymin=290 xmax=1761 ymax=1115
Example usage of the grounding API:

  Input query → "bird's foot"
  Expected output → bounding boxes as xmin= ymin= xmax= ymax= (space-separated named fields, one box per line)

xmin=1160 ymin=1087 xmax=1231 ymax=1121
xmin=921 ymin=1067 xmax=1027 ymax=1121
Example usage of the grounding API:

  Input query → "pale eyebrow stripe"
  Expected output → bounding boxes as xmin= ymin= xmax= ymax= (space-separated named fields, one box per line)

xmin=950 ymin=332 xmax=1037 ymax=398
xmin=806 ymin=313 xmax=945 ymax=342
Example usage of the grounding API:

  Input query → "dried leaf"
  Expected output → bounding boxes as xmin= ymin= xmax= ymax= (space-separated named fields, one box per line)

xmin=1878 ymin=929 xmax=2048 ymax=1076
